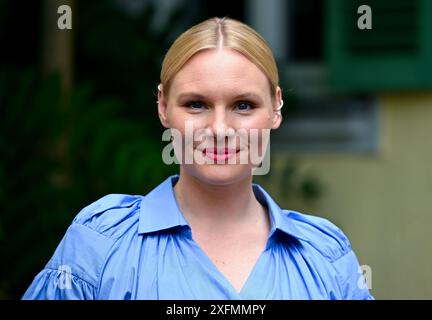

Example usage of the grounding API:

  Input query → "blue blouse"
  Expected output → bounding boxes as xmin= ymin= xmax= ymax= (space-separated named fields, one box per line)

xmin=23 ymin=175 xmax=373 ymax=300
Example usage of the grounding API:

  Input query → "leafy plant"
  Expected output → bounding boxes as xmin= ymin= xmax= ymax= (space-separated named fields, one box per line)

xmin=0 ymin=66 xmax=178 ymax=298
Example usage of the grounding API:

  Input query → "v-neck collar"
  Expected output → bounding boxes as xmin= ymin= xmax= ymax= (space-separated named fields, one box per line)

xmin=137 ymin=174 xmax=312 ymax=298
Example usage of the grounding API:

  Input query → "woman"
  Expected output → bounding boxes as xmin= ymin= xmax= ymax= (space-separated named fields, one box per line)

xmin=23 ymin=17 xmax=373 ymax=300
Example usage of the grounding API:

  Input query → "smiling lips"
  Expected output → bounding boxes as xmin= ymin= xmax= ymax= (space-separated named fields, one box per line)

xmin=203 ymin=147 xmax=240 ymax=162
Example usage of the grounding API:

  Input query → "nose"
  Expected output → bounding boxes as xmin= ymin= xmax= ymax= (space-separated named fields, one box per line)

xmin=207 ymin=106 xmax=235 ymax=140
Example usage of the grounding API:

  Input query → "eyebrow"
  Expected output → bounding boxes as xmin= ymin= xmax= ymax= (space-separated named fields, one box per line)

xmin=176 ymin=92 xmax=264 ymax=103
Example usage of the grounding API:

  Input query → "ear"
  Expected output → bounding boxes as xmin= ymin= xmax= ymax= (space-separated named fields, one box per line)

xmin=271 ymin=86 xmax=283 ymax=130
xmin=157 ymin=84 xmax=170 ymax=128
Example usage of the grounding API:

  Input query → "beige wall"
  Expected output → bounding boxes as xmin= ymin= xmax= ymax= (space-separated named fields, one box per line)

xmin=267 ymin=93 xmax=432 ymax=299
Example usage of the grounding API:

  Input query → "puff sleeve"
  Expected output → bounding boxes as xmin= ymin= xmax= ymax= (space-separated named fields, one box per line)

xmin=22 ymin=194 xmax=141 ymax=300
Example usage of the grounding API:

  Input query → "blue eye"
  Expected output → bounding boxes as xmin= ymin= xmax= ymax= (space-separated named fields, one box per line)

xmin=236 ymin=102 xmax=253 ymax=111
xmin=188 ymin=101 xmax=205 ymax=110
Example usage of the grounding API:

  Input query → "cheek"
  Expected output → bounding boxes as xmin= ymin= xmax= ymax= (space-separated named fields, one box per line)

xmin=166 ymin=107 xmax=189 ymax=131
xmin=238 ymin=111 xmax=273 ymax=129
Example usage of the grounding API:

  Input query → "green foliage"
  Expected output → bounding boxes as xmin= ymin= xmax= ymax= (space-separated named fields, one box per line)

xmin=255 ymin=157 xmax=323 ymax=207
xmin=0 ymin=69 xmax=64 ymax=298
xmin=74 ymin=0 xmax=185 ymax=132
xmin=0 ymin=1 xmax=183 ymax=298
xmin=0 ymin=67 xmax=177 ymax=298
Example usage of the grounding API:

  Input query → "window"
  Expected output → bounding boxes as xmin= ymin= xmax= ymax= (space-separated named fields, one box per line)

xmin=247 ymin=0 xmax=378 ymax=154
xmin=327 ymin=0 xmax=432 ymax=92
xmin=288 ymin=0 xmax=323 ymax=62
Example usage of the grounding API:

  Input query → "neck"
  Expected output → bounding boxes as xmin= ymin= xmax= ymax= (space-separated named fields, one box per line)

xmin=173 ymin=169 xmax=266 ymax=230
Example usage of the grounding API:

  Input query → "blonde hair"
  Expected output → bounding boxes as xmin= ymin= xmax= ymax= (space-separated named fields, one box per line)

xmin=160 ymin=17 xmax=279 ymax=102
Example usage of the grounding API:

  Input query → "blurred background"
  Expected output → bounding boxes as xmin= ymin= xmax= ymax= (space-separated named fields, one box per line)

xmin=1 ymin=0 xmax=431 ymax=299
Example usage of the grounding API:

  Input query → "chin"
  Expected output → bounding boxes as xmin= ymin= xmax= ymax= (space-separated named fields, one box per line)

xmin=185 ymin=164 xmax=252 ymax=186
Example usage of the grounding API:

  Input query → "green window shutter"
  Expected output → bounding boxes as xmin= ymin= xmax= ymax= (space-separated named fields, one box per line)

xmin=326 ymin=0 xmax=432 ymax=93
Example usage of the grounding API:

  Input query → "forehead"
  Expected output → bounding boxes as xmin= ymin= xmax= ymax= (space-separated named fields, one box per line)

xmin=170 ymin=49 xmax=270 ymax=97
